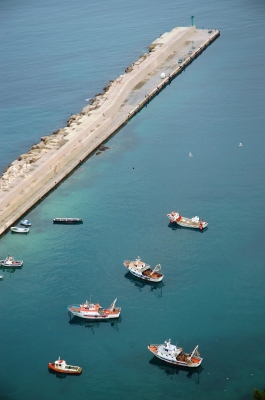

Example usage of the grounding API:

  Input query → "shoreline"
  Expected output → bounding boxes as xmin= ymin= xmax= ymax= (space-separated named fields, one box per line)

xmin=0 ymin=26 xmax=220 ymax=236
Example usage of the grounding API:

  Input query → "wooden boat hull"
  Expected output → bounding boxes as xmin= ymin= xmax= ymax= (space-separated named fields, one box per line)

xmin=126 ymin=267 xmax=163 ymax=282
xmin=176 ymin=219 xmax=208 ymax=229
xmin=148 ymin=345 xmax=202 ymax=368
xmin=48 ymin=363 xmax=82 ymax=375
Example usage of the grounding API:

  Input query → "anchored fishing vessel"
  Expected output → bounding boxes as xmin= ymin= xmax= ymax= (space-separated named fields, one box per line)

xmin=148 ymin=339 xmax=202 ymax=368
xmin=167 ymin=211 xmax=208 ymax=230
xmin=0 ymin=256 xmax=23 ymax=268
xmin=67 ymin=298 xmax=121 ymax=320
xmin=11 ymin=226 xmax=29 ymax=233
xmin=48 ymin=357 xmax=82 ymax=375
xmin=53 ymin=218 xmax=83 ymax=224
xmin=124 ymin=257 xmax=163 ymax=282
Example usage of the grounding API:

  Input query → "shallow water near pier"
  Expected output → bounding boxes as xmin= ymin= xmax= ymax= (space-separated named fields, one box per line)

xmin=0 ymin=0 xmax=265 ymax=399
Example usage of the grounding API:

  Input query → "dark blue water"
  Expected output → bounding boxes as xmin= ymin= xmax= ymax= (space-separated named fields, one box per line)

xmin=0 ymin=1 xmax=265 ymax=399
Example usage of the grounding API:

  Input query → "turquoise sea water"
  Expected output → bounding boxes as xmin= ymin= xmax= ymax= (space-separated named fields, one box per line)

xmin=0 ymin=1 xmax=265 ymax=399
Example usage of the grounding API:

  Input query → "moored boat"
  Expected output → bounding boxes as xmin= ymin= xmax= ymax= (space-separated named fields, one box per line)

xmin=67 ymin=298 xmax=121 ymax=320
xmin=124 ymin=257 xmax=163 ymax=282
xmin=48 ymin=357 xmax=82 ymax=375
xmin=11 ymin=226 xmax=29 ymax=233
xmin=53 ymin=218 xmax=83 ymax=224
xmin=167 ymin=211 xmax=208 ymax=230
xmin=20 ymin=219 xmax=31 ymax=226
xmin=148 ymin=339 xmax=202 ymax=368
xmin=0 ymin=255 xmax=23 ymax=268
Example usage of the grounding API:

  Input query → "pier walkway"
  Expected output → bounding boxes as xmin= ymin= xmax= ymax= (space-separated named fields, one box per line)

xmin=0 ymin=26 xmax=220 ymax=235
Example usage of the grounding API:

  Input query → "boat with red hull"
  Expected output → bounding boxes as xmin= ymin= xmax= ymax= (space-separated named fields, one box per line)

xmin=48 ymin=357 xmax=82 ymax=375
xmin=67 ymin=298 xmax=121 ymax=320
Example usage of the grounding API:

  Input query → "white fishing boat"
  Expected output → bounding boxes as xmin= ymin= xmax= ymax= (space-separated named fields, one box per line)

xmin=124 ymin=257 xmax=163 ymax=282
xmin=10 ymin=226 xmax=29 ymax=233
xmin=67 ymin=298 xmax=121 ymax=320
xmin=148 ymin=339 xmax=202 ymax=368
xmin=167 ymin=211 xmax=208 ymax=230
xmin=0 ymin=255 xmax=23 ymax=268
xmin=48 ymin=357 xmax=82 ymax=375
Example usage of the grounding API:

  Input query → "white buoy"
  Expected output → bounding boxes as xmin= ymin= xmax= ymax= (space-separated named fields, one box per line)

xmin=160 ymin=72 xmax=166 ymax=79
xmin=239 ymin=143 xmax=243 ymax=146
xmin=189 ymin=152 xmax=193 ymax=157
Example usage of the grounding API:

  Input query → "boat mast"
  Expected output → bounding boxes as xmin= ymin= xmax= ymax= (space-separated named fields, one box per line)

xmin=190 ymin=345 xmax=199 ymax=358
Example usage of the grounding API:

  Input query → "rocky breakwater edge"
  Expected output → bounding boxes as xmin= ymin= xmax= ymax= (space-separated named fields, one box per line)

xmin=0 ymin=25 xmax=220 ymax=235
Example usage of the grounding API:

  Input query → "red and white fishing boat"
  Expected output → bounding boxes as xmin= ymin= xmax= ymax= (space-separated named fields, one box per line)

xmin=148 ymin=339 xmax=202 ymax=368
xmin=124 ymin=257 xmax=163 ymax=282
xmin=67 ymin=298 xmax=121 ymax=320
xmin=167 ymin=211 xmax=208 ymax=230
xmin=48 ymin=357 xmax=82 ymax=375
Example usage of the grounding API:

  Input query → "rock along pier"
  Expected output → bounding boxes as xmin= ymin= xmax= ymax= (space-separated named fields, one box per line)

xmin=0 ymin=25 xmax=220 ymax=235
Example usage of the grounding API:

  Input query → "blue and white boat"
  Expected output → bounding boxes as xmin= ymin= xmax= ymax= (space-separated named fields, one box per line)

xmin=20 ymin=219 xmax=31 ymax=226
xmin=0 ymin=255 xmax=23 ymax=268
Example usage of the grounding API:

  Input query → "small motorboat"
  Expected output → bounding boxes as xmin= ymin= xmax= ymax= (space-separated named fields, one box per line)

xmin=148 ymin=339 xmax=203 ymax=368
xmin=53 ymin=218 xmax=83 ymax=224
xmin=124 ymin=257 xmax=163 ymax=282
xmin=48 ymin=357 xmax=82 ymax=375
xmin=20 ymin=219 xmax=31 ymax=226
xmin=0 ymin=256 xmax=23 ymax=268
xmin=67 ymin=298 xmax=121 ymax=320
xmin=167 ymin=211 xmax=208 ymax=230
xmin=11 ymin=226 xmax=29 ymax=233
xmin=0 ymin=275 xmax=3 ymax=280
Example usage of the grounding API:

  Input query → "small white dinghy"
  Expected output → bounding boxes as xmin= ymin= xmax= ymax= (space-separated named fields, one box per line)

xmin=20 ymin=219 xmax=31 ymax=226
xmin=11 ymin=226 xmax=29 ymax=233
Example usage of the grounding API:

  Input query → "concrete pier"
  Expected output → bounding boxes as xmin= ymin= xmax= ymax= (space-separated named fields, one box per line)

xmin=0 ymin=26 xmax=220 ymax=236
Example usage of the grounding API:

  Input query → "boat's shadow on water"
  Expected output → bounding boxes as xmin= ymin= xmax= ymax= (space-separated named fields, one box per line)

xmin=149 ymin=357 xmax=203 ymax=384
xmin=68 ymin=314 xmax=122 ymax=333
xmin=168 ymin=223 xmax=208 ymax=233
xmin=124 ymin=272 xmax=164 ymax=298
xmin=48 ymin=369 xmax=82 ymax=379
xmin=0 ymin=267 xmax=21 ymax=274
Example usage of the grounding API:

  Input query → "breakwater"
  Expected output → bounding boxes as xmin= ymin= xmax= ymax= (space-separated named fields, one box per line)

xmin=0 ymin=26 xmax=220 ymax=235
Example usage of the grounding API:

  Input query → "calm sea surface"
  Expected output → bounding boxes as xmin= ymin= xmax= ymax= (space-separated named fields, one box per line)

xmin=0 ymin=0 xmax=265 ymax=399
